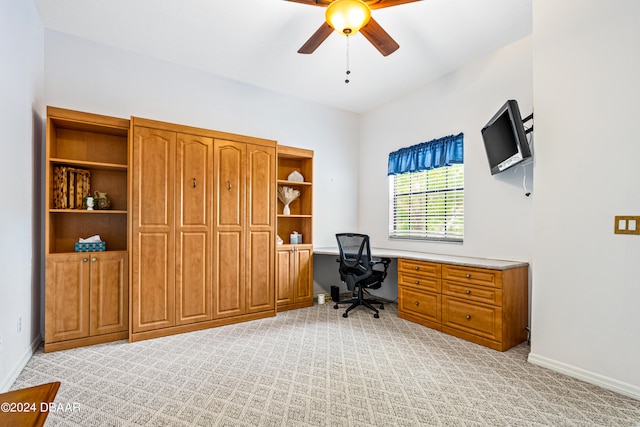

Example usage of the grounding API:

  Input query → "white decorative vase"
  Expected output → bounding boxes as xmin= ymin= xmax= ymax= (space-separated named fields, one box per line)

xmin=283 ymin=204 xmax=291 ymax=215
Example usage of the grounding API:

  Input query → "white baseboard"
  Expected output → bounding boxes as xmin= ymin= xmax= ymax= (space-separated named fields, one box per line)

xmin=528 ymin=352 xmax=640 ymax=400
xmin=0 ymin=334 xmax=42 ymax=392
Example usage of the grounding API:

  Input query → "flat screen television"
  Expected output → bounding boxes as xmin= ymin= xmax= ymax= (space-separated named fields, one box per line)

xmin=481 ymin=99 xmax=531 ymax=175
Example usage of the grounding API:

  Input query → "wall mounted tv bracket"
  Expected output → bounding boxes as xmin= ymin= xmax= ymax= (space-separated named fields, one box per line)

xmin=522 ymin=112 xmax=533 ymax=197
xmin=522 ymin=113 xmax=533 ymax=134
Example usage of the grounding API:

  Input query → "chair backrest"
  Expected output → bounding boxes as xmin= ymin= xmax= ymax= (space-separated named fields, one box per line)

xmin=336 ymin=233 xmax=372 ymax=275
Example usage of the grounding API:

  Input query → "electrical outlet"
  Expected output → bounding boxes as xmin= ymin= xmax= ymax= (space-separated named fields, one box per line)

xmin=17 ymin=316 xmax=22 ymax=333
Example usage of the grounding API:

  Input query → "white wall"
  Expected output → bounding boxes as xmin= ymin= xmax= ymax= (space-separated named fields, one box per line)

xmin=360 ymin=38 xmax=533 ymax=263
xmin=44 ymin=30 xmax=360 ymax=248
xmin=529 ymin=0 xmax=640 ymax=398
xmin=311 ymin=37 xmax=534 ymax=301
xmin=359 ymin=37 xmax=533 ymax=261
xmin=0 ymin=0 xmax=44 ymax=391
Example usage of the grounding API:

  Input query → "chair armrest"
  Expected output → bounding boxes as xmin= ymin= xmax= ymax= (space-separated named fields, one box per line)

xmin=370 ymin=257 xmax=391 ymax=266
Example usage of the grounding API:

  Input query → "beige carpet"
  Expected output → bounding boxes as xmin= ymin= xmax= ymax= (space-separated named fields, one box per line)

xmin=12 ymin=303 xmax=640 ymax=426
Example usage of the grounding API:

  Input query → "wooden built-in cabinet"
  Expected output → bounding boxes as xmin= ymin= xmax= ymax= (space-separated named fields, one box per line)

xmin=130 ymin=118 xmax=276 ymax=342
xmin=44 ymin=107 xmax=130 ymax=352
xmin=276 ymin=246 xmax=313 ymax=308
xmin=45 ymin=107 xmax=307 ymax=350
xmin=45 ymin=252 xmax=128 ymax=342
xmin=275 ymin=146 xmax=314 ymax=311
xmin=398 ymin=258 xmax=528 ymax=351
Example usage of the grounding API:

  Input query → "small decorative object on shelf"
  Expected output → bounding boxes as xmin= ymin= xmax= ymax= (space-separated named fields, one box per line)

xmin=53 ymin=166 xmax=91 ymax=209
xmin=278 ymin=185 xmax=300 ymax=215
xmin=74 ymin=234 xmax=106 ymax=252
xmin=84 ymin=196 xmax=95 ymax=210
xmin=290 ymin=231 xmax=302 ymax=244
xmin=288 ymin=170 xmax=304 ymax=182
xmin=276 ymin=235 xmax=284 ymax=245
xmin=94 ymin=191 xmax=111 ymax=210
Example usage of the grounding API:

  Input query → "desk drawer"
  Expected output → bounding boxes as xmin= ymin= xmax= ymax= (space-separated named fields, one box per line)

xmin=399 ymin=286 xmax=441 ymax=324
xmin=442 ymin=296 xmax=502 ymax=342
xmin=441 ymin=265 xmax=502 ymax=289
xmin=398 ymin=271 xmax=440 ymax=292
xmin=398 ymin=259 xmax=440 ymax=278
xmin=442 ymin=280 xmax=502 ymax=306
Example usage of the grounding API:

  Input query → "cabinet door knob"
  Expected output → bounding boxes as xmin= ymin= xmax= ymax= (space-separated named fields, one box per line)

xmin=465 ymin=315 xmax=471 ymax=320
xmin=415 ymin=267 xmax=420 ymax=270
xmin=465 ymin=273 xmax=471 ymax=278
xmin=465 ymin=290 xmax=471 ymax=294
xmin=82 ymin=258 xmax=88 ymax=262
xmin=415 ymin=280 xmax=420 ymax=285
xmin=91 ymin=257 xmax=97 ymax=262
xmin=415 ymin=301 xmax=420 ymax=306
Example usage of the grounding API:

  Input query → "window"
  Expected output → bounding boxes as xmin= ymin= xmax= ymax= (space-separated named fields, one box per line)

xmin=388 ymin=134 xmax=464 ymax=242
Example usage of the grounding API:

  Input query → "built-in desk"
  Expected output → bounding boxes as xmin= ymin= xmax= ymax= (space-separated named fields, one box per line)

xmin=313 ymin=247 xmax=528 ymax=270
xmin=314 ymin=247 xmax=529 ymax=351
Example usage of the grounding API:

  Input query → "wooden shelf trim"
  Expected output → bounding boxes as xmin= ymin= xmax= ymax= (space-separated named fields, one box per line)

xmin=277 ymin=179 xmax=312 ymax=186
xmin=49 ymin=209 xmax=128 ymax=214
xmin=50 ymin=157 xmax=128 ymax=171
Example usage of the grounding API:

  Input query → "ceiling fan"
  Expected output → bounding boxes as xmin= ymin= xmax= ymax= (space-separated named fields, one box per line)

xmin=286 ymin=0 xmax=422 ymax=57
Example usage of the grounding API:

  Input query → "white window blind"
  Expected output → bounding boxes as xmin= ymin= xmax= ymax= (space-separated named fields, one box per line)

xmin=388 ymin=164 xmax=464 ymax=241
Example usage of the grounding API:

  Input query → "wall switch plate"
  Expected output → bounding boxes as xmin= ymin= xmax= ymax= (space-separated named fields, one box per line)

xmin=614 ymin=216 xmax=640 ymax=234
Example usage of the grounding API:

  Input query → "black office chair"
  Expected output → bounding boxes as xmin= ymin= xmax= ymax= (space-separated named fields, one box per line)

xmin=334 ymin=233 xmax=390 ymax=318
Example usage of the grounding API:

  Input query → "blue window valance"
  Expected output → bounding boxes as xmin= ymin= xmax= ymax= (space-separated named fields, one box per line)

xmin=387 ymin=133 xmax=464 ymax=176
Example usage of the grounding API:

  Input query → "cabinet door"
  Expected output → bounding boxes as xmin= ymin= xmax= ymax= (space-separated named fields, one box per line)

xmin=213 ymin=140 xmax=246 ymax=318
xmin=131 ymin=126 xmax=176 ymax=332
xmin=276 ymin=248 xmax=294 ymax=305
xmin=90 ymin=252 xmax=128 ymax=336
xmin=294 ymin=247 xmax=313 ymax=303
xmin=45 ymin=254 xmax=90 ymax=343
xmin=175 ymin=133 xmax=213 ymax=325
xmin=246 ymin=144 xmax=275 ymax=313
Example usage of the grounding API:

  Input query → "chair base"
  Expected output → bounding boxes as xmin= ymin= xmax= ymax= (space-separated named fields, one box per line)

xmin=333 ymin=289 xmax=384 ymax=318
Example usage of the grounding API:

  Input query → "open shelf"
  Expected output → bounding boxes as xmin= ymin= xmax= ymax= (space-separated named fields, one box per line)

xmin=46 ymin=107 xmax=130 ymax=256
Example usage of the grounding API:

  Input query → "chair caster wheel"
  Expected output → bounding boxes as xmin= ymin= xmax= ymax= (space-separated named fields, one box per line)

xmin=343 ymin=313 xmax=348 ymax=318
xmin=374 ymin=313 xmax=380 ymax=318
xmin=380 ymin=305 xmax=385 ymax=310
xmin=334 ymin=304 xmax=339 ymax=309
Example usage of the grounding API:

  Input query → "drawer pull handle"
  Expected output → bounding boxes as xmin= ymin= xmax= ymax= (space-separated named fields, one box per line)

xmin=415 ymin=280 xmax=420 ymax=285
xmin=465 ymin=290 xmax=471 ymax=294
xmin=415 ymin=301 xmax=420 ymax=306
xmin=466 ymin=274 xmax=471 ymax=278
xmin=465 ymin=315 xmax=471 ymax=320
xmin=415 ymin=267 xmax=420 ymax=270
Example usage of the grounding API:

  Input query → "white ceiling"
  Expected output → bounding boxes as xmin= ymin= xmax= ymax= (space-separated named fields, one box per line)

xmin=33 ymin=0 xmax=532 ymax=113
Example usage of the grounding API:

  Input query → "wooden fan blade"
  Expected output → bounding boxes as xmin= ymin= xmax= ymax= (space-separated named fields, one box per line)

xmin=283 ymin=0 xmax=331 ymax=7
xmin=360 ymin=17 xmax=399 ymax=56
xmin=298 ymin=22 xmax=334 ymax=54
xmin=368 ymin=0 xmax=422 ymax=10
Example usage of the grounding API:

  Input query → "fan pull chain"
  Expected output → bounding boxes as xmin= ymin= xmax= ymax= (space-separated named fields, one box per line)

xmin=345 ymin=35 xmax=351 ymax=84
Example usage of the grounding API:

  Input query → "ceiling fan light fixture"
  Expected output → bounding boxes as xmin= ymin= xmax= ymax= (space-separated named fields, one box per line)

xmin=326 ymin=0 xmax=372 ymax=36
